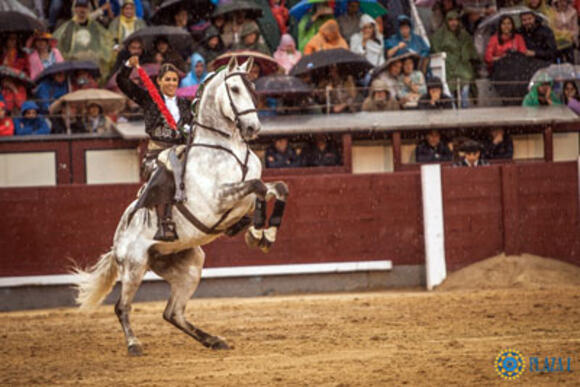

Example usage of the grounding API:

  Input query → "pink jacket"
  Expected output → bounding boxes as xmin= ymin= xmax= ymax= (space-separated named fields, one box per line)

xmin=273 ymin=34 xmax=302 ymax=74
xmin=28 ymin=49 xmax=64 ymax=80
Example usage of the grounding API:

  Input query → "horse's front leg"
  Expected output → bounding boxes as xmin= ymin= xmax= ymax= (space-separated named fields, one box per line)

xmin=216 ymin=179 xmax=267 ymax=212
xmin=245 ymin=181 xmax=289 ymax=253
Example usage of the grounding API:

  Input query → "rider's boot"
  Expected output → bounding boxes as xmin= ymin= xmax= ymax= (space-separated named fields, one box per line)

xmin=154 ymin=204 xmax=179 ymax=242
xmin=169 ymin=148 xmax=187 ymax=203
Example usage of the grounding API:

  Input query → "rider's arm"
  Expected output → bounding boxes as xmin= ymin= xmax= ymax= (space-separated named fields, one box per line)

xmin=117 ymin=62 xmax=151 ymax=107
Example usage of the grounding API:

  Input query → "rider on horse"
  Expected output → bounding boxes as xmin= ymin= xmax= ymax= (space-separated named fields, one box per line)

xmin=118 ymin=56 xmax=192 ymax=241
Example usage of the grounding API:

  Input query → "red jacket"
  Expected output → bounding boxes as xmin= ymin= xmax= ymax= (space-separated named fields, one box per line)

xmin=0 ymin=117 xmax=14 ymax=136
xmin=484 ymin=33 xmax=527 ymax=69
xmin=270 ymin=0 xmax=289 ymax=34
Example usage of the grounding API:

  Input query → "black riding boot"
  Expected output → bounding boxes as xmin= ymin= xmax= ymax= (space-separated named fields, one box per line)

xmin=154 ymin=204 xmax=179 ymax=241
xmin=168 ymin=148 xmax=186 ymax=203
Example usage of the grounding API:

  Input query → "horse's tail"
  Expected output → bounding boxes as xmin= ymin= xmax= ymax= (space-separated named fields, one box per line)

xmin=71 ymin=251 xmax=119 ymax=309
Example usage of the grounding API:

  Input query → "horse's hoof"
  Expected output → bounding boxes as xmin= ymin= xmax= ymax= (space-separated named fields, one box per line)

xmin=259 ymin=237 xmax=272 ymax=253
xmin=127 ymin=343 xmax=144 ymax=356
xmin=207 ymin=336 xmax=231 ymax=350
xmin=244 ymin=227 xmax=262 ymax=248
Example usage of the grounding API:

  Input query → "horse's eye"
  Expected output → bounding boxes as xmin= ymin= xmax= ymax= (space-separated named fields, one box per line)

xmin=231 ymin=86 xmax=240 ymax=93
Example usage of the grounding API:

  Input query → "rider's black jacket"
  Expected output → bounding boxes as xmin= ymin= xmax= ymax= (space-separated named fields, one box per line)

xmin=118 ymin=64 xmax=192 ymax=145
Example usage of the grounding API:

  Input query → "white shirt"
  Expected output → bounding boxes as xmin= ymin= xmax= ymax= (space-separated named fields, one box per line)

xmin=164 ymin=95 xmax=180 ymax=124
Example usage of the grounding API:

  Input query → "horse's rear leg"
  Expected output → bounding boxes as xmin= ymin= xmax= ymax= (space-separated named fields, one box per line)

xmin=115 ymin=260 xmax=147 ymax=356
xmin=150 ymin=247 xmax=230 ymax=350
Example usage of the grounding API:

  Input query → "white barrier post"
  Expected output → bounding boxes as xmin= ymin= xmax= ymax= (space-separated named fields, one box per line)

xmin=421 ymin=164 xmax=447 ymax=290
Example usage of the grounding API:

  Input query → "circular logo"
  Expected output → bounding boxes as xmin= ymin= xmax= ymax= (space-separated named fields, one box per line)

xmin=495 ymin=349 xmax=526 ymax=380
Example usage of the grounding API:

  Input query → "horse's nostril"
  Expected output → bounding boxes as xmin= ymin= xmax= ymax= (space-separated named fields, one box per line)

xmin=247 ymin=126 xmax=254 ymax=133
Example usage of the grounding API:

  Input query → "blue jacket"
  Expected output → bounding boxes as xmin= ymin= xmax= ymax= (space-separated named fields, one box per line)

xmin=35 ymin=79 xmax=69 ymax=114
xmin=180 ymin=53 xmax=208 ymax=88
xmin=384 ymin=15 xmax=430 ymax=58
xmin=14 ymin=101 xmax=51 ymax=135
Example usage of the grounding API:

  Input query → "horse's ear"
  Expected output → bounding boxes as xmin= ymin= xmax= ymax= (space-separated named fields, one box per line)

xmin=243 ymin=57 xmax=254 ymax=73
xmin=227 ymin=56 xmax=238 ymax=72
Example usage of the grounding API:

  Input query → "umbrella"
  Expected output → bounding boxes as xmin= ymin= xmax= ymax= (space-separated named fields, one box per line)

xmin=0 ymin=66 xmax=34 ymax=88
xmin=289 ymin=48 xmax=373 ymax=79
xmin=176 ymin=84 xmax=199 ymax=99
xmin=211 ymin=1 xmax=263 ymax=19
xmin=528 ymin=63 xmax=580 ymax=90
xmin=369 ymin=52 xmax=418 ymax=82
xmin=208 ymin=50 xmax=283 ymax=75
xmin=34 ymin=61 xmax=100 ymax=83
xmin=49 ymin=89 xmax=127 ymax=115
xmin=289 ymin=0 xmax=387 ymax=20
xmin=106 ymin=63 xmax=163 ymax=90
xmin=490 ymin=52 xmax=547 ymax=105
xmin=0 ymin=11 xmax=45 ymax=33
xmin=474 ymin=6 xmax=548 ymax=57
xmin=123 ymin=26 xmax=194 ymax=57
xmin=255 ymin=75 xmax=312 ymax=96
xmin=150 ymin=0 xmax=215 ymax=25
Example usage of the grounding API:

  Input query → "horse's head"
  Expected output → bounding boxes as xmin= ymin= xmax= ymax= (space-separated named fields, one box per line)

xmin=218 ymin=56 xmax=261 ymax=140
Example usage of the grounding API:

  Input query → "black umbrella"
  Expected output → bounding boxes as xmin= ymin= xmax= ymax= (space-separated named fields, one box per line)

xmin=0 ymin=11 xmax=45 ymax=33
xmin=0 ymin=66 xmax=34 ymax=88
xmin=289 ymin=49 xmax=373 ymax=79
xmin=34 ymin=61 xmax=100 ymax=83
xmin=255 ymin=75 xmax=312 ymax=96
xmin=150 ymin=0 xmax=215 ymax=25
xmin=211 ymin=0 xmax=263 ymax=19
xmin=123 ymin=26 xmax=194 ymax=57
xmin=491 ymin=52 xmax=548 ymax=105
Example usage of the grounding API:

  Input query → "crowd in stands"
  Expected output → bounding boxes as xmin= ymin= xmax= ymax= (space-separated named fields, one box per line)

xmin=0 ymin=0 xmax=579 ymax=167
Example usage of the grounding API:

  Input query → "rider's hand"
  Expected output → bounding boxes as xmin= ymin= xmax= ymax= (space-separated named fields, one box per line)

xmin=128 ymin=56 xmax=140 ymax=68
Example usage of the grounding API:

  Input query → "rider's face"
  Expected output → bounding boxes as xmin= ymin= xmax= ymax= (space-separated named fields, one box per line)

xmin=157 ymin=71 xmax=179 ymax=97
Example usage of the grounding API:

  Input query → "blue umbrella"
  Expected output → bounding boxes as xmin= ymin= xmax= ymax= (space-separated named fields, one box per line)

xmin=289 ymin=0 xmax=387 ymax=21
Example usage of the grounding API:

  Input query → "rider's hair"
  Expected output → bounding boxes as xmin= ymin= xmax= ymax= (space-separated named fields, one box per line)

xmin=157 ymin=63 xmax=181 ymax=80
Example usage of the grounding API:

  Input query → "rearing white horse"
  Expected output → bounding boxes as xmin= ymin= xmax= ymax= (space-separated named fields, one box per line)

xmin=73 ymin=57 xmax=289 ymax=355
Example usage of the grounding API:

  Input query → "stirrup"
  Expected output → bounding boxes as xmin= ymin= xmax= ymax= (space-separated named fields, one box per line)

xmin=154 ymin=219 xmax=179 ymax=241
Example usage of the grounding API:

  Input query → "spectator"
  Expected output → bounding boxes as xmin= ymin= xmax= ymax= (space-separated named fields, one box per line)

xmin=83 ymin=102 xmax=115 ymax=134
xmin=548 ymin=0 xmax=578 ymax=64
xmin=484 ymin=15 xmax=526 ymax=72
xmin=27 ymin=32 xmax=64 ymax=81
xmin=431 ymin=0 xmax=461 ymax=33
xmin=0 ymin=101 xmax=14 ymax=136
xmin=461 ymin=6 xmax=485 ymax=36
xmin=1 ymin=33 xmax=30 ymax=76
xmin=522 ymin=74 xmax=562 ymax=106
xmin=418 ymin=76 xmax=454 ymax=109
xmin=53 ymin=0 xmax=112 ymax=77
xmin=110 ymin=36 xmax=145 ymax=76
xmin=248 ymin=62 xmax=262 ymax=82
xmin=375 ymin=56 xmax=403 ymax=98
xmin=398 ymin=54 xmax=427 ymax=109
xmin=35 ymin=72 xmax=69 ymax=114
xmin=524 ymin=0 xmax=550 ymax=16
xmin=483 ymin=128 xmax=513 ymax=159
xmin=232 ymin=22 xmax=271 ymax=55
xmin=385 ymin=15 xmax=430 ymax=59
xmin=301 ymin=134 xmax=341 ymax=166
xmin=350 ymin=14 xmax=385 ymax=67
xmin=273 ymin=34 xmax=302 ymax=74
xmin=109 ymin=0 xmax=147 ymax=48
xmin=337 ymin=1 xmax=362 ymax=42
xmin=197 ymin=25 xmax=225 ymax=65
xmin=362 ymin=79 xmax=400 ymax=111
xmin=173 ymin=7 xmax=189 ymax=30
xmin=222 ymin=10 xmax=257 ymax=48
xmin=180 ymin=53 xmax=208 ymax=88
xmin=71 ymin=70 xmax=99 ymax=91
xmin=431 ymin=11 xmax=478 ymax=106
xmin=144 ymin=36 xmax=187 ymax=73
xmin=1 ymin=77 xmax=27 ymax=115
xmin=270 ymin=0 xmax=289 ymax=35
xmin=304 ymin=19 xmax=348 ymax=55
xmin=317 ymin=64 xmax=358 ymax=113
xmin=454 ymin=139 xmax=489 ymax=167
xmin=14 ymin=101 xmax=50 ymax=135
xmin=415 ymin=129 xmax=453 ymax=162
xmin=561 ymin=80 xmax=579 ymax=104
xmin=298 ymin=3 xmax=334 ymax=52
xmin=518 ymin=11 xmax=557 ymax=63
xmin=265 ymin=137 xmax=301 ymax=168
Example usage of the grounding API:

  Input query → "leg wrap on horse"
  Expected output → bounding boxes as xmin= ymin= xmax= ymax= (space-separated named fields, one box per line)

xmin=268 ymin=200 xmax=286 ymax=228
xmin=225 ymin=215 xmax=251 ymax=237
xmin=253 ymin=198 xmax=267 ymax=229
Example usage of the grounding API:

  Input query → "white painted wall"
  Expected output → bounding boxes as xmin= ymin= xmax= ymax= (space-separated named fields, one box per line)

xmin=85 ymin=149 xmax=140 ymax=184
xmin=0 ymin=152 xmax=56 ymax=187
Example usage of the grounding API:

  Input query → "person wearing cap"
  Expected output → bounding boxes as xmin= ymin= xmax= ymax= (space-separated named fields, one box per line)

xmin=350 ymin=14 xmax=385 ymax=67
xmin=0 ymin=101 xmax=14 ymax=137
xmin=53 ymin=0 xmax=112 ymax=79
xmin=14 ymin=101 xmax=50 ymax=136
xmin=362 ymin=78 xmax=400 ymax=112
xmin=385 ymin=14 xmax=430 ymax=59
xmin=27 ymin=32 xmax=64 ymax=81
xmin=518 ymin=11 xmax=557 ymax=62
xmin=415 ymin=130 xmax=453 ymax=162
xmin=522 ymin=73 xmax=562 ymax=106
xmin=454 ymin=139 xmax=489 ymax=167
xmin=109 ymin=0 xmax=146 ymax=50
xmin=232 ymin=22 xmax=271 ymax=55
xmin=431 ymin=10 xmax=478 ymax=107
xmin=418 ymin=76 xmax=454 ymax=110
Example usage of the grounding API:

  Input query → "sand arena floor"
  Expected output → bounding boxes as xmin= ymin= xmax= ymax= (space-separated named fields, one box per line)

xmin=1 ymin=287 xmax=579 ymax=386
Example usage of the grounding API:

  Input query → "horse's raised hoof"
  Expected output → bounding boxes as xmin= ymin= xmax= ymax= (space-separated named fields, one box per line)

xmin=244 ymin=227 xmax=262 ymax=249
xmin=205 ymin=336 xmax=231 ymax=350
xmin=259 ymin=237 xmax=272 ymax=253
xmin=127 ymin=343 xmax=144 ymax=356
